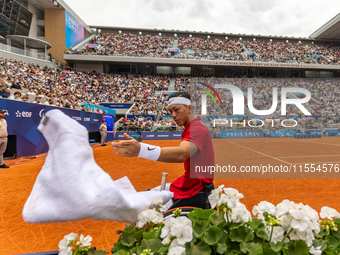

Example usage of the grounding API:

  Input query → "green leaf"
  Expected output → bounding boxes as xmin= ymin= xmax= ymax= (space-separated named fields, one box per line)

xmin=317 ymin=227 xmax=329 ymax=238
xmin=136 ymin=239 xmax=161 ymax=254
xmin=93 ymin=250 xmax=107 ymax=255
xmin=230 ymin=222 xmax=246 ymax=230
xmin=122 ymin=229 xmax=144 ymax=240
xmin=333 ymin=230 xmax=340 ymax=240
xmin=240 ymin=242 xmax=263 ymax=254
xmin=193 ymin=220 xmax=210 ymax=238
xmin=143 ymin=228 xmax=162 ymax=240
xmin=246 ymin=243 xmax=263 ymax=255
xmin=217 ymin=243 xmax=228 ymax=254
xmin=120 ymin=237 xmax=137 ymax=247
xmin=187 ymin=208 xmax=214 ymax=221
xmin=313 ymin=239 xmax=327 ymax=251
xmin=285 ymin=240 xmax=310 ymax=255
xmin=325 ymin=235 xmax=340 ymax=251
xmin=203 ymin=226 xmax=223 ymax=245
xmin=111 ymin=250 xmax=129 ymax=255
xmin=269 ymin=241 xmax=288 ymax=252
xmin=209 ymin=211 xmax=226 ymax=225
xmin=186 ymin=241 xmax=211 ymax=255
xmin=229 ymin=226 xmax=254 ymax=243
xmin=249 ymin=218 xmax=266 ymax=231
xmin=157 ymin=244 xmax=170 ymax=255
xmin=263 ymin=243 xmax=281 ymax=255
xmin=256 ymin=229 xmax=268 ymax=240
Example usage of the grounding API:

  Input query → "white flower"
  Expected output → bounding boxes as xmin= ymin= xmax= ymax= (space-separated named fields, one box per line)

xmin=222 ymin=188 xmax=244 ymax=209
xmin=276 ymin=200 xmax=296 ymax=217
xmin=227 ymin=202 xmax=251 ymax=223
xmin=170 ymin=217 xmax=193 ymax=245
xmin=252 ymin=201 xmax=276 ymax=219
xmin=265 ymin=226 xmax=284 ymax=244
xmin=280 ymin=215 xmax=293 ymax=231
xmin=161 ymin=237 xmax=171 ymax=245
xmin=79 ymin=234 xmax=92 ymax=247
xmin=310 ymin=246 xmax=322 ymax=255
xmin=152 ymin=197 xmax=163 ymax=206
xmin=58 ymin=233 xmax=78 ymax=255
xmin=208 ymin=185 xmax=224 ymax=208
xmin=289 ymin=210 xmax=311 ymax=232
xmin=320 ymin=206 xmax=340 ymax=220
xmin=136 ymin=209 xmax=164 ymax=228
xmin=168 ymin=246 xmax=186 ymax=255
xmin=161 ymin=217 xmax=174 ymax=239
xmin=289 ymin=229 xmax=314 ymax=247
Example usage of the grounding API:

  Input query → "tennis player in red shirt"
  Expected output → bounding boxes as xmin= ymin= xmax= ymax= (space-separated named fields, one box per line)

xmin=112 ymin=92 xmax=214 ymax=210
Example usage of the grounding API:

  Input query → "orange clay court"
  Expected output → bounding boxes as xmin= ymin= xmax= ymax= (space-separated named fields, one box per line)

xmin=1 ymin=137 xmax=340 ymax=254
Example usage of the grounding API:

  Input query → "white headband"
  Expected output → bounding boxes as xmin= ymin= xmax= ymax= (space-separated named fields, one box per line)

xmin=168 ymin=97 xmax=191 ymax=106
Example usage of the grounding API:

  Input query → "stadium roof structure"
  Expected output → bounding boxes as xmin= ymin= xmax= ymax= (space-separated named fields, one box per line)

xmin=310 ymin=13 xmax=340 ymax=40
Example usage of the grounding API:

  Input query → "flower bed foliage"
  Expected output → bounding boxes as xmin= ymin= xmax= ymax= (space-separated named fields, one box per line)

xmin=61 ymin=186 xmax=340 ymax=255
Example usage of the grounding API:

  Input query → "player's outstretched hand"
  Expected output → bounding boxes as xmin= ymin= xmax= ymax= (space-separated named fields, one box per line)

xmin=111 ymin=133 xmax=141 ymax=157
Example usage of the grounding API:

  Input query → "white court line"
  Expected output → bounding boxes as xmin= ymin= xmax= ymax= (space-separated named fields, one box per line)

xmin=278 ymin=155 xmax=340 ymax=159
xmin=298 ymin=140 xmax=340 ymax=147
xmin=226 ymin=141 xmax=291 ymax=165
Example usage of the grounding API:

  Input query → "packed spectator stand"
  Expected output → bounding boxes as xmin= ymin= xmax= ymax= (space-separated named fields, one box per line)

xmin=68 ymin=32 xmax=340 ymax=65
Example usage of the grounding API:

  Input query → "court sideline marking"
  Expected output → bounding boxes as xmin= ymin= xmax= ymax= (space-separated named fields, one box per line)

xmin=278 ymin=155 xmax=340 ymax=158
xmin=226 ymin=141 xmax=291 ymax=165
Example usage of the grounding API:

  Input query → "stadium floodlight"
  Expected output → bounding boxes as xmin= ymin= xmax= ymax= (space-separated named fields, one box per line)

xmin=239 ymin=37 xmax=242 ymax=40
xmin=270 ymin=39 xmax=272 ymax=42
xmin=174 ymin=34 xmax=177 ymax=37
xmin=207 ymin=35 xmax=210 ymax=39
xmin=159 ymin=33 xmax=162 ymax=36
xmin=253 ymin=38 xmax=256 ymax=41
xmin=286 ymin=40 xmax=289 ymax=43
xmin=189 ymin=34 xmax=192 ymax=38
xmin=225 ymin=36 xmax=228 ymax=39
xmin=139 ymin=32 xmax=142 ymax=35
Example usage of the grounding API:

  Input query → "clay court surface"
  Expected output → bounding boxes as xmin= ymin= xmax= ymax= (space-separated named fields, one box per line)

xmin=1 ymin=137 xmax=340 ymax=254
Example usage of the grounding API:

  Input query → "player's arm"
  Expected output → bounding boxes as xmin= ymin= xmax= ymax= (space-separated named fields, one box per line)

xmin=111 ymin=133 xmax=198 ymax=163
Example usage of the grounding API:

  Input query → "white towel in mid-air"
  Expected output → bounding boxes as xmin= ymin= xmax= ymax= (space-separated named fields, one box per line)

xmin=22 ymin=109 xmax=173 ymax=223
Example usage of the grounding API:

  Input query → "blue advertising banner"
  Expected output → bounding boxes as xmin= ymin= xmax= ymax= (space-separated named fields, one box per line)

xmin=162 ymin=115 xmax=172 ymax=119
xmin=65 ymin=10 xmax=84 ymax=48
xmin=126 ymin=115 xmax=155 ymax=121
xmin=83 ymin=103 xmax=116 ymax=116
xmin=115 ymin=132 xmax=182 ymax=140
xmin=100 ymin=103 xmax=133 ymax=109
xmin=220 ymin=131 xmax=264 ymax=138
xmin=269 ymin=130 xmax=297 ymax=137
xmin=325 ymin=129 xmax=340 ymax=136
xmin=103 ymin=115 xmax=114 ymax=134
xmin=0 ymin=99 xmax=102 ymax=158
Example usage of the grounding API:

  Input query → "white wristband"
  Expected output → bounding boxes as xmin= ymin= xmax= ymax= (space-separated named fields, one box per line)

xmin=138 ymin=143 xmax=161 ymax=161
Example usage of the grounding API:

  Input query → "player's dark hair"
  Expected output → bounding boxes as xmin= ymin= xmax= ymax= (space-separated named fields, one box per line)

xmin=168 ymin=92 xmax=190 ymax=101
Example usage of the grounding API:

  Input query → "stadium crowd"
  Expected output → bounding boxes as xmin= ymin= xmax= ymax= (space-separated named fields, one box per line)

xmin=67 ymin=32 xmax=340 ymax=65
xmin=0 ymin=58 xmax=170 ymax=113
xmin=67 ymin=33 xmax=173 ymax=58
xmin=1 ymin=56 xmax=339 ymax=131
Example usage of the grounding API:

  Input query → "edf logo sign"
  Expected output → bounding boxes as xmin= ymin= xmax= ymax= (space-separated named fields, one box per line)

xmin=15 ymin=110 xmax=32 ymax=118
xmin=200 ymin=83 xmax=311 ymax=116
